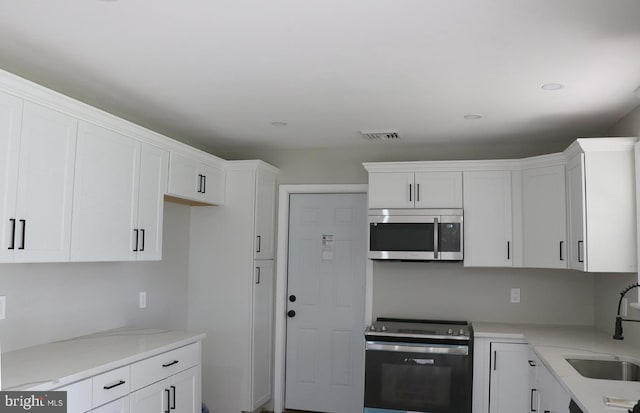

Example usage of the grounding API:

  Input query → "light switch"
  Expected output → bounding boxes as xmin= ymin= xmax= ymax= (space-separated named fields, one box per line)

xmin=139 ymin=292 xmax=147 ymax=309
xmin=0 ymin=296 xmax=6 ymax=319
xmin=510 ymin=288 xmax=521 ymax=304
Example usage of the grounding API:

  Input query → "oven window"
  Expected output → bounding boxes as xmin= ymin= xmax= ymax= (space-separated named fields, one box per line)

xmin=381 ymin=363 xmax=451 ymax=409
xmin=369 ymin=223 xmax=434 ymax=252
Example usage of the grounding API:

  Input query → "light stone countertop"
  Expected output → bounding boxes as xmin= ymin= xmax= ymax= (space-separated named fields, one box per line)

xmin=473 ymin=322 xmax=640 ymax=413
xmin=1 ymin=328 xmax=205 ymax=391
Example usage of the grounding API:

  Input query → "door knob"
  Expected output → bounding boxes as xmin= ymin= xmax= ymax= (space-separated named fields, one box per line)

xmin=289 ymin=295 xmax=297 ymax=302
xmin=287 ymin=310 xmax=296 ymax=318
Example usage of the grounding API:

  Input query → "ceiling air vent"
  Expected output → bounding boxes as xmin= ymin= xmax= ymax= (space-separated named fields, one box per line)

xmin=360 ymin=130 xmax=400 ymax=141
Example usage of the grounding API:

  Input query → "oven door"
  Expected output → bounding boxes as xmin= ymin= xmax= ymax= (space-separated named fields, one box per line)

xmin=368 ymin=215 xmax=438 ymax=260
xmin=364 ymin=341 xmax=471 ymax=413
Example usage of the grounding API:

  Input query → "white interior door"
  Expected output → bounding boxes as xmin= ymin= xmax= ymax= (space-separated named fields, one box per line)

xmin=285 ymin=193 xmax=366 ymax=413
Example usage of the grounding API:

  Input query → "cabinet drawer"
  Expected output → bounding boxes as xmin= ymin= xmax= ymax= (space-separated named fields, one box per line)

xmin=92 ymin=366 xmax=130 ymax=408
xmin=57 ymin=378 xmax=92 ymax=413
xmin=91 ymin=396 xmax=129 ymax=413
xmin=130 ymin=343 xmax=199 ymax=391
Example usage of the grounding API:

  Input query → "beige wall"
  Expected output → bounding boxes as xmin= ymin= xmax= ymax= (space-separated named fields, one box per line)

xmin=0 ymin=202 xmax=191 ymax=352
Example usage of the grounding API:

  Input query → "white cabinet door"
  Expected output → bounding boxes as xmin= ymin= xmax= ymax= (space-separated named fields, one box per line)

xmin=0 ymin=92 xmax=24 ymax=262
xmin=198 ymin=161 xmax=225 ymax=205
xmin=167 ymin=153 xmax=225 ymax=205
xmin=129 ymin=380 xmax=168 ymax=413
xmin=251 ymin=261 xmax=274 ymax=410
xmin=489 ymin=343 xmax=530 ymax=413
xmin=254 ymin=169 xmax=276 ymax=260
xmin=566 ymin=154 xmax=586 ymax=271
xmin=463 ymin=170 xmax=513 ymax=267
xmin=368 ymin=172 xmax=414 ymax=208
xmin=414 ymin=171 xmax=463 ymax=208
xmin=167 ymin=152 xmax=200 ymax=201
xmin=57 ymin=379 xmax=93 ymax=413
xmin=522 ymin=165 xmax=567 ymax=269
xmin=13 ymin=102 xmax=77 ymax=262
xmin=72 ymin=122 xmax=140 ymax=261
xmin=537 ymin=361 xmax=571 ymax=413
xmin=91 ymin=396 xmax=129 ymax=413
xmin=137 ymin=144 xmax=168 ymax=261
xmin=170 ymin=367 xmax=198 ymax=413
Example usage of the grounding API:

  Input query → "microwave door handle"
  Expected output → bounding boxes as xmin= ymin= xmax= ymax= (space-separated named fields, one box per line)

xmin=433 ymin=217 xmax=439 ymax=259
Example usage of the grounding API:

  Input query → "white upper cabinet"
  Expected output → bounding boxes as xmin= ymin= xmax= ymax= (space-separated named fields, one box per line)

xmin=368 ymin=172 xmax=414 ymax=208
xmin=72 ymin=122 xmax=168 ymax=262
xmin=167 ymin=151 xmax=225 ymax=205
xmin=521 ymin=163 xmax=567 ymax=269
xmin=366 ymin=168 xmax=462 ymax=209
xmin=72 ymin=122 xmax=141 ymax=262
xmin=414 ymin=172 xmax=463 ymax=208
xmin=463 ymin=170 xmax=513 ymax=267
xmin=135 ymin=144 xmax=169 ymax=261
xmin=0 ymin=92 xmax=78 ymax=263
xmin=564 ymin=138 xmax=637 ymax=272
xmin=254 ymin=168 xmax=276 ymax=259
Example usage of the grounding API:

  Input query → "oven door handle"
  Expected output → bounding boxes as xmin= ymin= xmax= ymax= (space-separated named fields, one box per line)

xmin=365 ymin=341 xmax=468 ymax=355
xmin=404 ymin=358 xmax=435 ymax=365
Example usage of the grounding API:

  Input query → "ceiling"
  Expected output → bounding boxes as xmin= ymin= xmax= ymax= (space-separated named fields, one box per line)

xmin=0 ymin=0 xmax=639 ymax=153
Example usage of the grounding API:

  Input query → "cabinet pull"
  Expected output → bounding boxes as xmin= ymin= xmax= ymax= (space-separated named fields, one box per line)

xmin=197 ymin=174 xmax=203 ymax=193
xmin=507 ymin=241 xmax=510 ymax=260
xmin=162 ymin=360 xmax=179 ymax=368
xmin=18 ymin=219 xmax=25 ymax=250
xmin=103 ymin=380 xmax=126 ymax=390
xmin=170 ymin=385 xmax=176 ymax=410
xmin=8 ymin=218 xmax=15 ymax=250
xmin=256 ymin=235 xmax=261 ymax=253
xmin=202 ymin=175 xmax=206 ymax=193
xmin=530 ymin=388 xmax=537 ymax=412
xmin=133 ymin=229 xmax=139 ymax=252
xmin=559 ymin=241 xmax=564 ymax=261
xmin=140 ymin=229 xmax=145 ymax=252
xmin=164 ymin=389 xmax=170 ymax=413
xmin=416 ymin=183 xmax=420 ymax=202
xmin=493 ymin=350 xmax=497 ymax=370
xmin=409 ymin=184 xmax=412 ymax=202
xmin=577 ymin=240 xmax=584 ymax=263
xmin=256 ymin=267 xmax=261 ymax=284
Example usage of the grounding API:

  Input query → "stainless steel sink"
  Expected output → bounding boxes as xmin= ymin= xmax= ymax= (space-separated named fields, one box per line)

xmin=565 ymin=357 xmax=640 ymax=381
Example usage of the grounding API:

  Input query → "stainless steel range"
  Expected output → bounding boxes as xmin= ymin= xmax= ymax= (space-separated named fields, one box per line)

xmin=364 ymin=318 xmax=473 ymax=413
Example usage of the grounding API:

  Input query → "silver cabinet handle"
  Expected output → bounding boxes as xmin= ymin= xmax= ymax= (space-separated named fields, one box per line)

xmin=578 ymin=240 xmax=584 ymax=263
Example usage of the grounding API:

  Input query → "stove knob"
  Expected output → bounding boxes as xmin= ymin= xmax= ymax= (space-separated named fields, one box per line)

xmin=447 ymin=328 xmax=453 ymax=335
xmin=381 ymin=325 xmax=388 ymax=332
xmin=459 ymin=329 xmax=465 ymax=336
xmin=370 ymin=325 xmax=377 ymax=331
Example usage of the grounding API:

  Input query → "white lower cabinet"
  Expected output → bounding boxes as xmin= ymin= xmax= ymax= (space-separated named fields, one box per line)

xmin=130 ymin=367 xmax=198 ymax=413
xmin=52 ymin=343 xmax=201 ymax=413
xmin=488 ymin=342 xmax=530 ymax=413
xmin=475 ymin=339 xmax=571 ymax=413
xmin=92 ymin=397 xmax=129 ymax=413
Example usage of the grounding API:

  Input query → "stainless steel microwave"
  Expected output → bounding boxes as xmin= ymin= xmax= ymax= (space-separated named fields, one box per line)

xmin=368 ymin=209 xmax=463 ymax=260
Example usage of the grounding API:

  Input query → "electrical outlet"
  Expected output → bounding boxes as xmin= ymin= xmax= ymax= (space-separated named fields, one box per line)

xmin=510 ymin=288 xmax=521 ymax=304
xmin=0 ymin=296 xmax=6 ymax=319
xmin=139 ymin=291 xmax=147 ymax=309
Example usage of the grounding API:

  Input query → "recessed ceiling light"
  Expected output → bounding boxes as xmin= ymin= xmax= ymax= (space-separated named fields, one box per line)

xmin=463 ymin=114 xmax=483 ymax=120
xmin=541 ymin=83 xmax=564 ymax=91
xmin=271 ymin=121 xmax=288 ymax=127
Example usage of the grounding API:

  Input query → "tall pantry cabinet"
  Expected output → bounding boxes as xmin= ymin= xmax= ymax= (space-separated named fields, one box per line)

xmin=188 ymin=161 xmax=278 ymax=413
